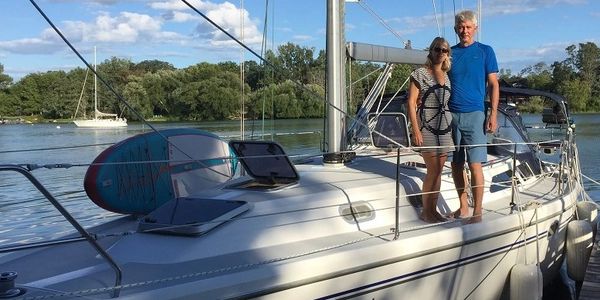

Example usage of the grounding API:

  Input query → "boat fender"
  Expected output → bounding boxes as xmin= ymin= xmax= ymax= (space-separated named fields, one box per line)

xmin=509 ymin=264 xmax=543 ymax=300
xmin=576 ymin=201 xmax=599 ymax=238
xmin=566 ymin=220 xmax=593 ymax=282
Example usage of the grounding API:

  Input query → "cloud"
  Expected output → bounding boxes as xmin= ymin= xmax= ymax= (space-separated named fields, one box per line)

xmin=63 ymin=12 xmax=165 ymax=43
xmin=0 ymin=10 xmax=192 ymax=56
xmin=496 ymin=42 xmax=570 ymax=73
xmin=161 ymin=11 xmax=202 ymax=23
xmin=48 ymin=0 xmax=127 ymax=5
xmin=292 ymin=35 xmax=314 ymax=42
xmin=152 ymin=0 xmax=263 ymax=47
xmin=150 ymin=0 xmax=218 ymax=12
xmin=481 ymin=0 xmax=587 ymax=16
xmin=0 ymin=38 xmax=64 ymax=55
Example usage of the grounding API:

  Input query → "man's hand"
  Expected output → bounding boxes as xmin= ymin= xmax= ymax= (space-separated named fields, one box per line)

xmin=486 ymin=111 xmax=498 ymax=133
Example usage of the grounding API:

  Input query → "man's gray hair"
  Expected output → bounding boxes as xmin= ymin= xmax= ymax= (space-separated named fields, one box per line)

xmin=455 ymin=10 xmax=478 ymax=26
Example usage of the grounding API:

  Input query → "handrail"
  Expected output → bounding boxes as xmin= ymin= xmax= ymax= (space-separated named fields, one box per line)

xmin=0 ymin=164 xmax=122 ymax=298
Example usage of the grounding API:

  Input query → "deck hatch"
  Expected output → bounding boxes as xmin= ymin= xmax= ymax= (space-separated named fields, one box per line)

xmin=229 ymin=140 xmax=299 ymax=185
xmin=138 ymin=197 xmax=249 ymax=236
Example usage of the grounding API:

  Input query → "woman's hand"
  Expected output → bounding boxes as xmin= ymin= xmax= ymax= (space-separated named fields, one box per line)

xmin=412 ymin=130 xmax=423 ymax=146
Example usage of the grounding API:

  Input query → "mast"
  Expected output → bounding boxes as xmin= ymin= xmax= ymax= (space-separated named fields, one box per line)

xmin=94 ymin=46 xmax=98 ymax=119
xmin=326 ymin=0 xmax=346 ymax=153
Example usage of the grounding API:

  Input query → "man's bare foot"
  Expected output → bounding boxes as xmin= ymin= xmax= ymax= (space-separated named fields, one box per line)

xmin=419 ymin=212 xmax=439 ymax=223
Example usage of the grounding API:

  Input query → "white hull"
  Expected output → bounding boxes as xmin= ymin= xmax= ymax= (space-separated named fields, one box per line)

xmin=0 ymin=150 xmax=583 ymax=299
xmin=73 ymin=117 xmax=127 ymax=128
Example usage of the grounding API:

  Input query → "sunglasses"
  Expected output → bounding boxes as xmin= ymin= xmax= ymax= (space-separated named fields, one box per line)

xmin=433 ymin=47 xmax=449 ymax=54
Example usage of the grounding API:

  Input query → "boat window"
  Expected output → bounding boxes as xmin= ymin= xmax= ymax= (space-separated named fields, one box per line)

xmin=488 ymin=112 xmax=530 ymax=156
xmin=370 ymin=113 xmax=410 ymax=148
xmin=488 ymin=109 xmax=542 ymax=177
xmin=490 ymin=170 xmax=513 ymax=193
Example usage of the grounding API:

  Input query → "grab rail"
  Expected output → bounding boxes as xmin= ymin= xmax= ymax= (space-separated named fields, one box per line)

xmin=0 ymin=164 xmax=122 ymax=298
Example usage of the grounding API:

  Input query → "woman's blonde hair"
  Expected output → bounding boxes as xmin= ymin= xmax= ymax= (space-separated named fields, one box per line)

xmin=425 ymin=37 xmax=451 ymax=72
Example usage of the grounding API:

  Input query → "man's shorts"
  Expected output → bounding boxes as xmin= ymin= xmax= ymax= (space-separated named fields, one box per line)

xmin=450 ymin=111 xmax=487 ymax=164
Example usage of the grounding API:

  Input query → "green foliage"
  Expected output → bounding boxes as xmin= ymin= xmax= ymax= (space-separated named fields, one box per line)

xmin=557 ymin=78 xmax=590 ymax=112
xmin=3 ymin=41 xmax=600 ymax=122
xmin=0 ymin=64 xmax=13 ymax=90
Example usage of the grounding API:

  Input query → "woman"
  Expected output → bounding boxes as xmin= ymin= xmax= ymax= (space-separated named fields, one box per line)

xmin=407 ymin=37 xmax=455 ymax=223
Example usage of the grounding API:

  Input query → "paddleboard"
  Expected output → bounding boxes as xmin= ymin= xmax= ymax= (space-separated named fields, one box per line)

xmin=84 ymin=128 xmax=234 ymax=215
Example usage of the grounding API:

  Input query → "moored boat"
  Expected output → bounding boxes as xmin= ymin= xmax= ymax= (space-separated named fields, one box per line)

xmin=0 ymin=1 xmax=596 ymax=299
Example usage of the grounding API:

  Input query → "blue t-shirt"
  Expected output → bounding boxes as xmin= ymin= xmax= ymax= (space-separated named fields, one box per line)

xmin=448 ymin=41 xmax=498 ymax=113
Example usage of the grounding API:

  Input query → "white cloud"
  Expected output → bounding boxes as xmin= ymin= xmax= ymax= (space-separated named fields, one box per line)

xmin=496 ymin=42 xmax=570 ymax=73
xmin=62 ymin=11 xmax=188 ymax=43
xmin=0 ymin=37 xmax=64 ymax=54
xmin=292 ymin=35 xmax=313 ymax=42
xmin=150 ymin=0 xmax=218 ymax=12
xmin=152 ymin=0 xmax=263 ymax=48
xmin=483 ymin=0 xmax=586 ymax=16
xmin=162 ymin=11 xmax=202 ymax=23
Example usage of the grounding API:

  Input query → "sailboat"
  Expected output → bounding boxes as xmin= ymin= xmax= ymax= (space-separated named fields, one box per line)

xmin=73 ymin=47 xmax=127 ymax=128
xmin=0 ymin=1 xmax=597 ymax=299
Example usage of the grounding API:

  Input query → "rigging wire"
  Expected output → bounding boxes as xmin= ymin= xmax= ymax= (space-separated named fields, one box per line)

xmin=28 ymin=0 xmax=232 ymax=180
xmin=260 ymin=0 xmax=270 ymax=140
xmin=431 ymin=0 xmax=442 ymax=37
xmin=356 ymin=0 xmax=406 ymax=47
xmin=240 ymin=0 xmax=246 ymax=140
xmin=179 ymin=0 xmax=399 ymax=149
xmin=72 ymin=68 xmax=90 ymax=119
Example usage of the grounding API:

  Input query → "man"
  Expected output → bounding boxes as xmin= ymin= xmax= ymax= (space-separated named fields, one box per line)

xmin=448 ymin=10 xmax=499 ymax=223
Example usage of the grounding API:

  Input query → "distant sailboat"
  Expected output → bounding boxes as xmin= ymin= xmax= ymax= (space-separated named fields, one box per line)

xmin=73 ymin=47 xmax=127 ymax=128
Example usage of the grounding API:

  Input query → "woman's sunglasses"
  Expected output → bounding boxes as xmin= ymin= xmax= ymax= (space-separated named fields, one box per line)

xmin=433 ymin=47 xmax=449 ymax=54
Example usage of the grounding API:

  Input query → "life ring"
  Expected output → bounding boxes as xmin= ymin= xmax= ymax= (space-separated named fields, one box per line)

xmin=566 ymin=220 xmax=593 ymax=282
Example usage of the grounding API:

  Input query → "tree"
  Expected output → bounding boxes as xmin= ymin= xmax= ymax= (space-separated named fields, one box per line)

xmin=97 ymin=57 xmax=135 ymax=117
xmin=134 ymin=60 xmax=175 ymax=74
xmin=519 ymin=62 xmax=552 ymax=90
xmin=0 ymin=64 xmax=13 ymax=90
xmin=124 ymin=77 xmax=152 ymax=119
xmin=273 ymin=43 xmax=317 ymax=84
xmin=558 ymin=78 xmax=590 ymax=112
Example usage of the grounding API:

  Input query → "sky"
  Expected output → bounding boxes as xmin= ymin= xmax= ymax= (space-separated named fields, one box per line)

xmin=0 ymin=0 xmax=599 ymax=81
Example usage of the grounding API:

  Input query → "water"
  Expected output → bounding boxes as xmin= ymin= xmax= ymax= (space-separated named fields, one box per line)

xmin=0 ymin=119 xmax=324 ymax=245
xmin=1 ymin=115 xmax=599 ymax=299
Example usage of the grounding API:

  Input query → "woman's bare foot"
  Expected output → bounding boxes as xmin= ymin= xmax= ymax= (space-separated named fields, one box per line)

xmin=464 ymin=214 xmax=482 ymax=224
xmin=448 ymin=209 xmax=470 ymax=219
